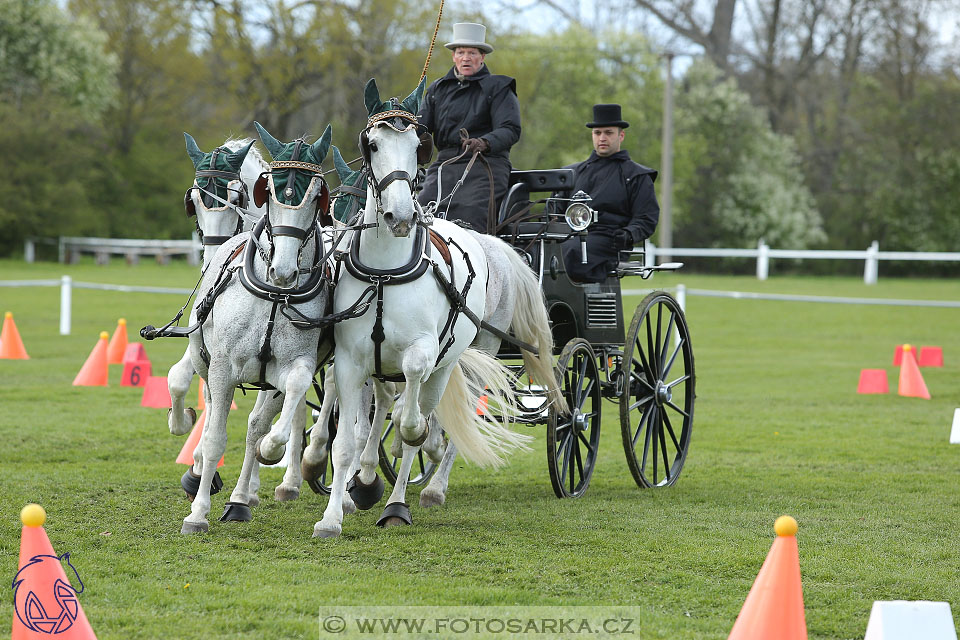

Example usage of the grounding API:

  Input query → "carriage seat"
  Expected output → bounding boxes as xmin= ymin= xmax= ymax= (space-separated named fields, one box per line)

xmin=497 ymin=169 xmax=576 ymax=225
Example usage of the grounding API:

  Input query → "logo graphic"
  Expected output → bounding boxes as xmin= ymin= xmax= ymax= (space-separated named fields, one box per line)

xmin=12 ymin=553 xmax=85 ymax=635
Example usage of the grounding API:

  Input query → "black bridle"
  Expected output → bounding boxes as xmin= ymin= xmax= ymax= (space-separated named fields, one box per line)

xmin=184 ymin=146 xmax=249 ymax=246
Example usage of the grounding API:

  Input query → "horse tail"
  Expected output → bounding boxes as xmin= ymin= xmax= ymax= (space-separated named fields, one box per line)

xmin=434 ymin=347 xmax=531 ymax=468
xmin=497 ymin=242 xmax=569 ymax=415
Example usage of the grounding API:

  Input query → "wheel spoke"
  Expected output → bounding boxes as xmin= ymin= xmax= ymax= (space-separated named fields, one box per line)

xmin=654 ymin=301 xmax=664 ymax=371
xmin=417 ymin=448 xmax=426 ymax=475
xmin=651 ymin=406 xmax=659 ymax=483
xmin=663 ymin=411 xmax=681 ymax=451
xmin=632 ymin=404 xmax=653 ymax=447
xmin=664 ymin=400 xmax=690 ymax=419
xmin=666 ymin=373 xmax=691 ymax=390
xmin=662 ymin=338 xmax=683 ymax=378
xmin=660 ymin=310 xmax=676 ymax=373
xmin=579 ymin=377 xmax=596 ymax=406
xmin=631 ymin=369 xmax=656 ymax=394
xmin=554 ymin=427 xmax=572 ymax=461
xmin=645 ymin=312 xmax=658 ymax=379
xmin=573 ymin=437 xmax=584 ymax=492
xmin=640 ymin=405 xmax=655 ymax=469
xmin=381 ymin=420 xmax=394 ymax=442
xmin=658 ymin=412 xmax=671 ymax=482
xmin=577 ymin=431 xmax=595 ymax=455
xmin=559 ymin=430 xmax=573 ymax=481
xmin=629 ymin=393 xmax=655 ymax=412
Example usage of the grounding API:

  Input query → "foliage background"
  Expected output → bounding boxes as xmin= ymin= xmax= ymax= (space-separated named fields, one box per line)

xmin=1 ymin=0 xmax=959 ymax=270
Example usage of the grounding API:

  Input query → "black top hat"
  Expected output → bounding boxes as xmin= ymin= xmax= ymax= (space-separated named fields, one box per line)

xmin=586 ymin=103 xmax=629 ymax=129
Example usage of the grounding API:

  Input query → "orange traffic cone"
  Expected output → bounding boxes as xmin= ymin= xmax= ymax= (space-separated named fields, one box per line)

xmin=197 ymin=379 xmax=236 ymax=411
xmin=72 ymin=333 xmax=109 ymax=387
xmin=140 ymin=376 xmax=171 ymax=408
xmin=12 ymin=504 xmax=98 ymax=639
xmin=176 ymin=409 xmax=224 ymax=467
xmin=0 ymin=311 xmax=29 ymax=359
xmin=857 ymin=369 xmax=889 ymax=394
xmin=728 ymin=516 xmax=807 ymax=640
xmin=898 ymin=345 xmax=931 ymax=399
xmin=106 ymin=319 xmax=128 ymax=365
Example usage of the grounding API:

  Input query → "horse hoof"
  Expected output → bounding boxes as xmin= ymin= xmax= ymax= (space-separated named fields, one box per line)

xmin=348 ymin=471 xmax=384 ymax=511
xmin=255 ymin=435 xmax=285 ymax=466
xmin=181 ymin=520 xmax=209 ymax=534
xmin=168 ymin=406 xmax=197 ymax=436
xmin=400 ymin=426 xmax=428 ymax=448
xmin=312 ymin=523 xmax=341 ymax=538
xmin=419 ymin=489 xmax=445 ymax=508
xmin=219 ymin=501 xmax=252 ymax=522
xmin=274 ymin=486 xmax=300 ymax=502
xmin=376 ymin=502 xmax=412 ymax=527
xmin=180 ymin=469 xmax=223 ymax=500
xmin=301 ymin=459 xmax=328 ymax=494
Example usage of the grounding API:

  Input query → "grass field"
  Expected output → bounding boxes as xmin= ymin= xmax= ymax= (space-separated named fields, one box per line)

xmin=2 ymin=257 xmax=959 ymax=639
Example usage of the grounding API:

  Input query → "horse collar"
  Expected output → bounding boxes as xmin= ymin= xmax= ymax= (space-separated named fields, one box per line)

xmin=239 ymin=215 xmax=327 ymax=304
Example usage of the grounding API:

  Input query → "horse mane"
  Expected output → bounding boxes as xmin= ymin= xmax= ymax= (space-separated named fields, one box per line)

xmin=222 ymin=136 xmax=269 ymax=172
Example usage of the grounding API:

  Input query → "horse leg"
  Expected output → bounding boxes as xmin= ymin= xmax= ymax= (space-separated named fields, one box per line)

xmin=256 ymin=359 xmax=314 ymax=464
xmin=420 ymin=441 xmax=458 ymax=508
xmin=377 ymin=440 xmax=419 ymax=527
xmin=167 ymin=350 xmax=197 ymax=435
xmin=182 ymin=368 xmax=233 ymax=534
xmin=275 ymin=399 xmax=305 ymax=502
xmin=227 ymin=391 xmax=279 ymax=511
xmin=314 ymin=363 xmax=364 ymax=538
xmin=397 ymin=340 xmax=438 ymax=446
xmin=302 ymin=366 xmax=335 ymax=491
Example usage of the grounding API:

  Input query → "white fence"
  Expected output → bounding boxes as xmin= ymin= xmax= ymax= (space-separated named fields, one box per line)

xmin=24 ymin=235 xmax=202 ymax=266
xmin=0 ymin=277 xmax=192 ymax=335
xmin=644 ymin=240 xmax=960 ymax=284
xmin=3 ymin=276 xmax=958 ymax=337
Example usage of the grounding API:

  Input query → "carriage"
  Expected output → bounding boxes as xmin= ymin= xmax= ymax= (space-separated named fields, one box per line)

xmin=308 ymin=166 xmax=695 ymax=500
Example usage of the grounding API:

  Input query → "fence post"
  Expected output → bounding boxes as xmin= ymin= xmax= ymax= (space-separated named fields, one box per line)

xmin=24 ymin=239 xmax=35 ymax=263
xmin=864 ymin=240 xmax=879 ymax=285
xmin=60 ymin=276 xmax=72 ymax=335
xmin=673 ymin=283 xmax=685 ymax=347
xmin=756 ymin=240 xmax=769 ymax=280
xmin=644 ymin=239 xmax=656 ymax=268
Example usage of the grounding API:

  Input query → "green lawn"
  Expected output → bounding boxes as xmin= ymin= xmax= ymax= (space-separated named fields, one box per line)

xmin=2 ymin=258 xmax=959 ymax=639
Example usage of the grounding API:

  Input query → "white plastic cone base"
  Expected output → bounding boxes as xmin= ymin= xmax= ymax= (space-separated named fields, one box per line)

xmin=864 ymin=601 xmax=957 ymax=640
xmin=950 ymin=408 xmax=960 ymax=444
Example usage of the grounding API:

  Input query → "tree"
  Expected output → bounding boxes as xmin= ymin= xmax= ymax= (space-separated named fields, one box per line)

xmin=0 ymin=0 xmax=117 ymax=253
xmin=673 ymin=60 xmax=824 ymax=248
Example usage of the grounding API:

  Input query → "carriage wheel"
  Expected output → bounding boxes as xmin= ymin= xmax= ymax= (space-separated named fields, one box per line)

xmin=378 ymin=402 xmax=439 ymax=487
xmin=304 ymin=379 xmax=336 ymax=495
xmin=620 ymin=292 xmax=694 ymax=488
xmin=547 ymin=338 xmax=602 ymax=498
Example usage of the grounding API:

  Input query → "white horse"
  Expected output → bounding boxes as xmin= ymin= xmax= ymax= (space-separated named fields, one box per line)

xmin=304 ymin=79 xmax=532 ymax=538
xmin=168 ymin=135 xmax=266 ymax=439
xmin=179 ymin=123 xmax=333 ymax=534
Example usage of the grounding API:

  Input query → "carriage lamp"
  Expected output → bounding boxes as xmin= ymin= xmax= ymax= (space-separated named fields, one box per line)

xmin=564 ymin=201 xmax=596 ymax=232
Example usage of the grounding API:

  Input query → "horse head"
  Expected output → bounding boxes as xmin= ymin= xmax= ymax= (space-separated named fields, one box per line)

xmin=183 ymin=133 xmax=256 ymax=267
xmin=253 ymin=122 xmax=332 ymax=288
xmin=361 ymin=77 xmax=426 ymax=238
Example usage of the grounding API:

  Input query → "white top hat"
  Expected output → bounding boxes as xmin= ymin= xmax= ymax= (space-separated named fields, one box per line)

xmin=445 ymin=23 xmax=493 ymax=54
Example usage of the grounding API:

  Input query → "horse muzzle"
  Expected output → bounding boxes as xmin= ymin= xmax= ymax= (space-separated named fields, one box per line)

xmin=383 ymin=211 xmax=413 ymax=238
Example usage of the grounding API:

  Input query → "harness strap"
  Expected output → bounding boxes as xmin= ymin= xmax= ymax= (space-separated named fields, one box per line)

xmin=428 ymin=230 xmax=452 ymax=265
xmin=258 ymin=298 xmax=282 ymax=385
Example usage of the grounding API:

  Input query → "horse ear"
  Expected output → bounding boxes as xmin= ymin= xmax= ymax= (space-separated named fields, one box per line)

xmin=332 ymin=146 xmax=352 ymax=182
xmin=311 ymin=124 xmax=332 ymax=163
xmin=254 ymin=121 xmax=285 ymax=159
xmin=226 ymin=139 xmax=256 ymax=170
xmin=184 ymin=132 xmax=205 ymax=169
xmin=364 ymin=78 xmax=382 ymax=116
xmin=401 ymin=76 xmax=427 ymax=115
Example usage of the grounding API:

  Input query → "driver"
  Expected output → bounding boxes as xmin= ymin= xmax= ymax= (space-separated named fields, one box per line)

xmin=561 ymin=104 xmax=660 ymax=283
xmin=416 ymin=22 xmax=521 ymax=233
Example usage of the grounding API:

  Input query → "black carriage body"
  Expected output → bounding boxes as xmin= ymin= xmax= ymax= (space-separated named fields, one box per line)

xmin=496 ymin=169 xmax=626 ymax=357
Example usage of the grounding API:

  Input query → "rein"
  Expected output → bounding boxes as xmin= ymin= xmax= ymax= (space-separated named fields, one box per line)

xmin=431 ymin=129 xmax=497 ymax=232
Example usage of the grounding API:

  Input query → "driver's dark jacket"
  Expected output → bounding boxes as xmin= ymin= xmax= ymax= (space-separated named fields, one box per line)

xmin=416 ymin=65 xmax=521 ymax=232
xmin=562 ymin=150 xmax=660 ymax=282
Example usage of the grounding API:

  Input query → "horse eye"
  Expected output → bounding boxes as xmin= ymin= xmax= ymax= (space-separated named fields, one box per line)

xmin=369 ymin=142 xmax=378 ymax=153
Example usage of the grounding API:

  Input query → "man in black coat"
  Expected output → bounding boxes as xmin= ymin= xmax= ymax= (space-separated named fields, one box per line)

xmin=417 ymin=23 xmax=521 ymax=233
xmin=562 ymin=104 xmax=660 ymax=282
